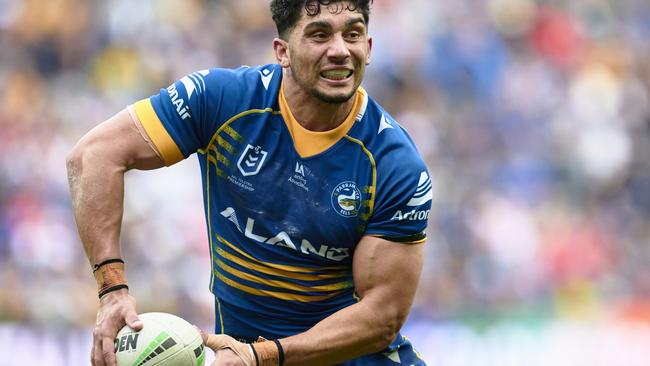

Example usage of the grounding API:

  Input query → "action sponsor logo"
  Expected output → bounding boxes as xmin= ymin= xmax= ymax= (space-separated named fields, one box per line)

xmin=220 ymin=208 xmax=350 ymax=261
xmin=331 ymin=181 xmax=361 ymax=218
xmin=391 ymin=208 xmax=430 ymax=221
xmin=391 ymin=171 xmax=433 ymax=222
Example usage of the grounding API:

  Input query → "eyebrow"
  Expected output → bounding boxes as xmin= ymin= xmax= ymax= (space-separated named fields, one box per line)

xmin=303 ymin=17 xmax=366 ymax=32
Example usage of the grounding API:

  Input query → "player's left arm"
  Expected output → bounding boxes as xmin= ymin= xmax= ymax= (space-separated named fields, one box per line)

xmin=204 ymin=235 xmax=425 ymax=365
xmin=280 ymin=235 xmax=425 ymax=365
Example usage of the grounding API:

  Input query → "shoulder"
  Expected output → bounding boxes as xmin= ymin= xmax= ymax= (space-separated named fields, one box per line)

xmin=159 ymin=63 xmax=282 ymax=118
xmin=350 ymin=92 xmax=427 ymax=175
xmin=352 ymin=93 xmax=432 ymax=239
xmin=206 ymin=64 xmax=280 ymax=84
xmin=200 ymin=64 xmax=282 ymax=99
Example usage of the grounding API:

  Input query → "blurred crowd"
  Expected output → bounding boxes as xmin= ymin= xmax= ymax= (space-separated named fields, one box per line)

xmin=1 ymin=0 xmax=650 ymax=338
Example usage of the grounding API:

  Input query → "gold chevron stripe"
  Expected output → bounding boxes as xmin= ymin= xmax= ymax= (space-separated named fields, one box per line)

xmin=216 ymin=259 xmax=353 ymax=293
xmin=215 ymin=272 xmax=343 ymax=303
xmin=222 ymin=125 xmax=243 ymax=143
xmin=216 ymin=247 xmax=348 ymax=281
xmin=216 ymin=137 xmax=236 ymax=155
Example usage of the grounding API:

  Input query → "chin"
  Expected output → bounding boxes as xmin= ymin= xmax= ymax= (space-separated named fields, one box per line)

xmin=312 ymin=88 xmax=357 ymax=104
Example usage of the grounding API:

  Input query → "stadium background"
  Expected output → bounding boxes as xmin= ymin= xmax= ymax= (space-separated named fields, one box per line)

xmin=1 ymin=0 xmax=650 ymax=364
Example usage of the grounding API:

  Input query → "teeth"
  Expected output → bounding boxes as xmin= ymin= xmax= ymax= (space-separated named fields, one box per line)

xmin=321 ymin=70 xmax=351 ymax=80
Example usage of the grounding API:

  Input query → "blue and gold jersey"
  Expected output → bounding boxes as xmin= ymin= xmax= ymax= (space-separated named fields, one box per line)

xmin=133 ymin=64 xmax=432 ymax=341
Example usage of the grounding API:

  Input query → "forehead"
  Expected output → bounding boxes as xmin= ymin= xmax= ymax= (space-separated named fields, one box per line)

xmin=294 ymin=2 xmax=366 ymax=29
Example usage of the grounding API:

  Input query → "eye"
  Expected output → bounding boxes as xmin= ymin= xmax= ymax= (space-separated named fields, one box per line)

xmin=345 ymin=31 xmax=362 ymax=41
xmin=312 ymin=32 xmax=329 ymax=41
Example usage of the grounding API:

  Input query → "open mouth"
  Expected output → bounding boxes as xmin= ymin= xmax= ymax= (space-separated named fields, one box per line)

xmin=320 ymin=69 xmax=353 ymax=81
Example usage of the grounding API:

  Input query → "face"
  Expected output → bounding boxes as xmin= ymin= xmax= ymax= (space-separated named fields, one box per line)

xmin=275 ymin=2 xmax=372 ymax=104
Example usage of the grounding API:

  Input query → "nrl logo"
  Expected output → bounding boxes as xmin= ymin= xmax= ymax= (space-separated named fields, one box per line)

xmin=237 ymin=144 xmax=268 ymax=176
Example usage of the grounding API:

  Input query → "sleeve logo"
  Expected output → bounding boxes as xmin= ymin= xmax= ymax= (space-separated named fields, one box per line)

xmin=179 ymin=70 xmax=209 ymax=98
xmin=166 ymin=83 xmax=191 ymax=120
xmin=407 ymin=171 xmax=433 ymax=206
xmin=167 ymin=70 xmax=209 ymax=120
xmin=258 ymin=68 xmax=275 ymax=90
xmin=378 ymin=114 xmax=393 ymax=134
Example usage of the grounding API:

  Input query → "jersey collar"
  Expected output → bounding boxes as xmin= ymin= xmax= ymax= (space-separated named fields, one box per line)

xmin=279 ymin=82 xmax=367 ymax=158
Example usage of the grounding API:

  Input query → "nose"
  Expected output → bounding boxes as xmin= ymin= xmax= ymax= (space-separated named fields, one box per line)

xmin=327 ymin=33 xmax=350 ymax=60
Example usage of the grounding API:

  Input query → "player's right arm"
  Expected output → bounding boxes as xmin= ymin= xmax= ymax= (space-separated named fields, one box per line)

xmin=66 ymin=107 xmax=165 ymax=366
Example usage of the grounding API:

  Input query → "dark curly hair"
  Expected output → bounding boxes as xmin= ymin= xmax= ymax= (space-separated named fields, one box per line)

xmin=270 ymin=0 xmax=373 ymax=39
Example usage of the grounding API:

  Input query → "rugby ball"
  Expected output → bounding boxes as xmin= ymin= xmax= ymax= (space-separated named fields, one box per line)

xmin=115 ymin=312 xmax=205 ymax=366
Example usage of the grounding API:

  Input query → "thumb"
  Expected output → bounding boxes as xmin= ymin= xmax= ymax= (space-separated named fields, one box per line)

xmin=196 ymin=328 xmax=212 ymax=346
xmin=125 ymin=312 xmax=143 ymax=331
xmin=199 ymin=330 xmax=230 ymax=350
xmin=196 ymin=327 xmax=209 ymax=344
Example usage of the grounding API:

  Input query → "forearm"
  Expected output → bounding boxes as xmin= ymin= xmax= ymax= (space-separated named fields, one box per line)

xmin=279 ymin=295 xmax=402 ymax=365
xmin=67 ymin=140 xmax=126 ymax=265
xmin=67 ymin=108 xmax=163 ymax=266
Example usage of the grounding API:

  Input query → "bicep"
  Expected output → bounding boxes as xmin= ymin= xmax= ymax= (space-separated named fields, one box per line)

xmin=75 ymin=107 xmax=165 ymax=171
xmin=352 ymin=236 xmax=425 ymax=318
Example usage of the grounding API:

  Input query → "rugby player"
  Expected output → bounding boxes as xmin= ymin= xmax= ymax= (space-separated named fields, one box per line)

xmin=67 ymin=0 xmax=432 ymax=365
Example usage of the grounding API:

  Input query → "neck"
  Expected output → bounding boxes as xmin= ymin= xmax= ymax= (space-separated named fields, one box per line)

xmin=281 ymin=68 xmax=356 ymax=132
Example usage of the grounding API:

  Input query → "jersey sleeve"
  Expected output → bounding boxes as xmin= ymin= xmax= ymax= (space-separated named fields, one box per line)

xmin=365 ymin=152 xmax=432 ymax=244
xmin=132 ymin=68 xmax=243 ymax=165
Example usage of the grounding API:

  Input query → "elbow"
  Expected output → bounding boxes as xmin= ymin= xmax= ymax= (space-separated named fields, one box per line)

xmin=66 ymin=143 xmax=84 ymax=180
xmin=373 ymin=329 xmax=398 ymax=353
xmin=66 ymin=136 xmax=94 ymax=178
xmin=369 ymin=309 xmax=408 ymax=352
xmin=66 ymin=137 xmax=100 ymax=183
xmin=66 ymin=131 xmax=107 ymax=175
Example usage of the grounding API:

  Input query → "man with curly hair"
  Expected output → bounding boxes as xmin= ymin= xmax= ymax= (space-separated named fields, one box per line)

xmin=67 ymin=1 xmax=431 ymax=365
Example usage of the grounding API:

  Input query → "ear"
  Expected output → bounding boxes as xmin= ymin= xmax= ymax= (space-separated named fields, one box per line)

xmin=273 ymin=38 xmax=291 ymax=68
xmin=366 ymin=36 xmax=373 ymax=65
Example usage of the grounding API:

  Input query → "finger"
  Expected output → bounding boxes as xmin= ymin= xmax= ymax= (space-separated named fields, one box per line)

xmin=92 ymin=329 xmax=107 ymax=366
xmin=93 ymin=345 xmax=107 ymax=366
xmin=102 ymin=336 xmax=118 ymax=366
xmin=124 ymin=311 xmax=143 ymax=331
